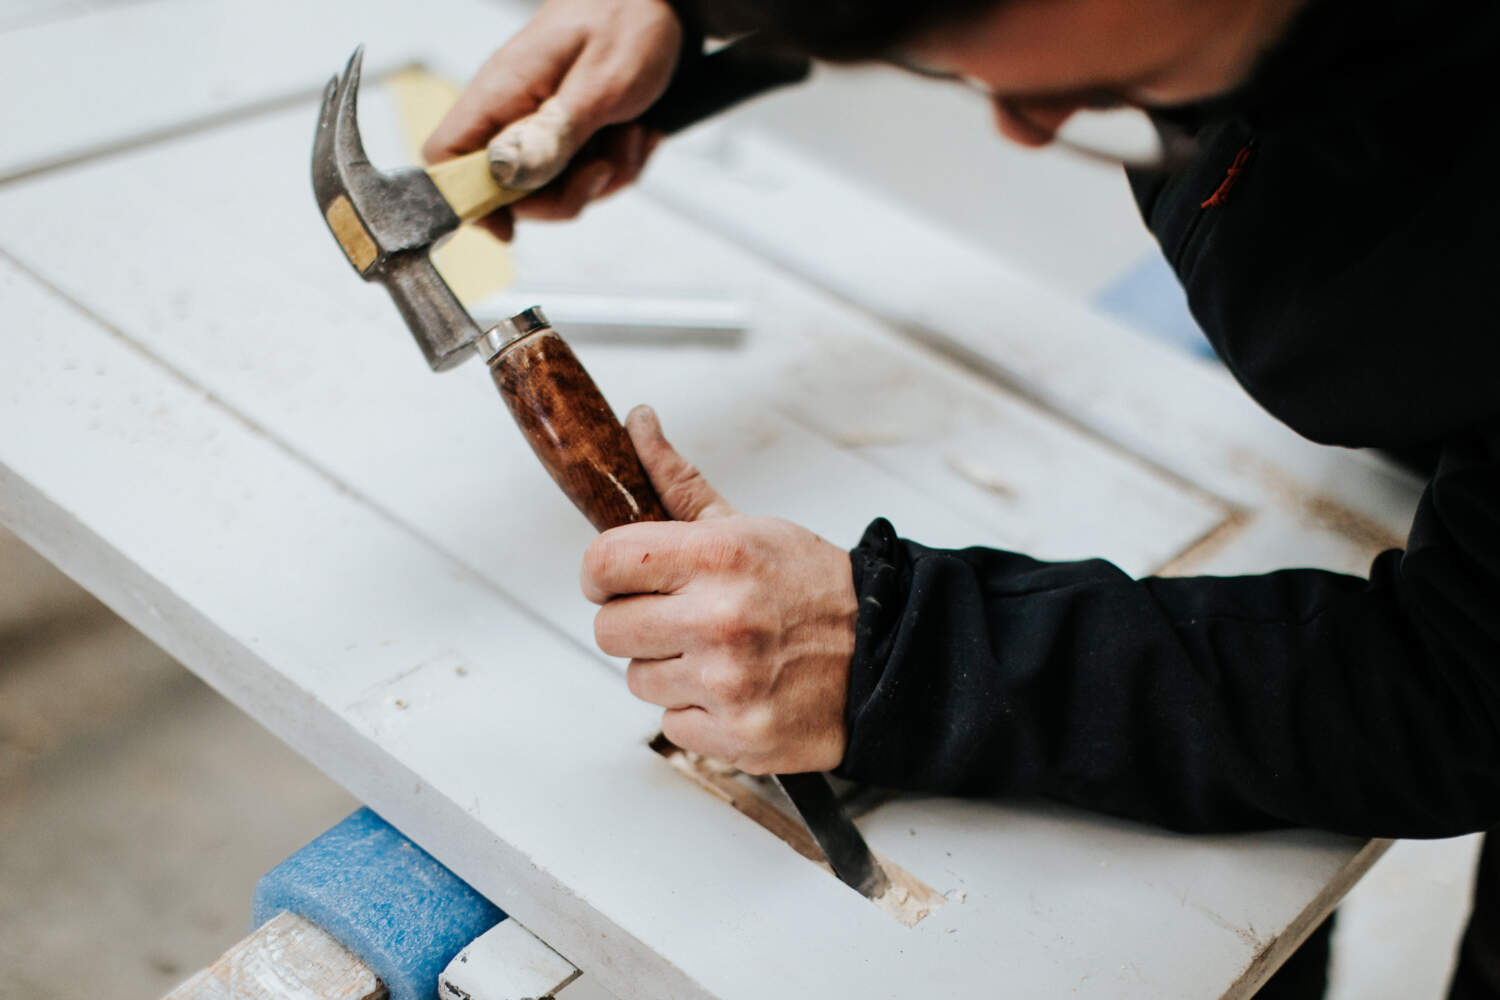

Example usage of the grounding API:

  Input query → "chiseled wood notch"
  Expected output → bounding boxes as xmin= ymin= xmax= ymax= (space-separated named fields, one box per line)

xmin=164 ymin=911 xmax=385 ymax=1000
xmin=490 ymin=329 xmax=669 ymax=533
xmin=650 ymin=736 xmax=945 ymax=927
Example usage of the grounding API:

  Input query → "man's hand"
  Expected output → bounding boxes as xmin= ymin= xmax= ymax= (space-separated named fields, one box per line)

xmin=422 ymin=0 xmax=683 ymax=241
xmin=583 ymin=407 xmax=858 ymax=775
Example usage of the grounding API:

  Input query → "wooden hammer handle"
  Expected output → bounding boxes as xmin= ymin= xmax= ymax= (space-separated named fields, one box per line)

xmin=488 ymin=328 xmax=668 ymax=532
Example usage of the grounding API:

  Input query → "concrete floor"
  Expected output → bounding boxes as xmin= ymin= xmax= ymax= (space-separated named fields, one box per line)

xmin=0 ymin=527 xmax=357 ymax=998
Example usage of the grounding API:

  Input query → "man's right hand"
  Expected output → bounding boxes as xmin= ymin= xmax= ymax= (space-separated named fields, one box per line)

xmin=422 ymin=0 xmax=684 ymax=241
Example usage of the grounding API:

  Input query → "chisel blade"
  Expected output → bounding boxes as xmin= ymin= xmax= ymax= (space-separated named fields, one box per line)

xmin=773 ymin=772 xmax=890 ymax=899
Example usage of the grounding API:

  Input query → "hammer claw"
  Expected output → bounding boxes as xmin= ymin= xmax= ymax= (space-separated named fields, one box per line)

xmin=311 ymin=76 xmax=341 ymax=203
xmin=308 ymin=46 xmax=490 ymax=369
xmin=332 ymin=46 xmax=370 ymax=171
xmin=316 ymin=76 xmax=338 ymax=134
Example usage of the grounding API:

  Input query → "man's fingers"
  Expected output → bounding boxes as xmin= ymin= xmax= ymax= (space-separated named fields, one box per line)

xmin=580 ymin=521 xmax=699 ymax=603
xmin=486 ymin=28 xmax=666 ymax=189
xmin=423 ymin=35 xmax=579 ymax=163
xmin=624 ymin=656 xmax=700 ymax=709
xmin=626 ymin=405 xmax=735 ymax=521
xmin=425 ymin=0 xmax=681 ymax=196
xmin=596 ymin=124 xmax=655 ymax=196
xmin=660 ymin=706 xmax=729 ymax=759
xmin=476 ymin=207 xmax=516 ymax=243
xmin=594 ymin=592 xmax=691 ymax=659
xmin=508 ymin=124 xmax=653 ymax=225
xmin=509 ymin=159 xmax=615 ymax=222
xmin=485 ymin=97 xmax=583 ymax=190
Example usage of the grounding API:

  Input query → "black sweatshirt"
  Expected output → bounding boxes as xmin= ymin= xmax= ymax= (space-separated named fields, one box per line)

xmin=833 ymin=0 xmax=1500 ymax=838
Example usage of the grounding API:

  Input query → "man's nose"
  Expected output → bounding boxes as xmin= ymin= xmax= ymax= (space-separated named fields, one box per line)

xmin=992 ymin=98 xmax=1079 ymax=148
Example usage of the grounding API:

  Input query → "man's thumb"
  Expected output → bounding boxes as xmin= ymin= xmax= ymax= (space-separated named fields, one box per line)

xmin=626 ymin=405 xmax=735 ymax=522
xmin=486 ymin=98 xmax=581 ymax=191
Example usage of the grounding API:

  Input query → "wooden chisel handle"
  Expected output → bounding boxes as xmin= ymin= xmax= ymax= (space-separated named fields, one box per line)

xmin=480 ymin=308 xmax=667 ymax=533
xmin=481 ymin=309 xmax=889 ymax=899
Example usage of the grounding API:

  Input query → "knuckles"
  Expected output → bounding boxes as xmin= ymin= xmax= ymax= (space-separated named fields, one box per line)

xmin=580 ymin=531 xmax=623 ymax=589
xmin=657 ymin=462 xmax=708 ymax=512
xmin=700 ymin=589 xmax=763 ymax=648
xmin=588 ymin=512 xmax=851 ymax=774
xmin=656 ymin=701 xmax=839 ymax=777
xmin=701 ymin=661 xmax=759 ymax=706
xmin=689 ymin=523 xmax=757 ymax=575
xmin=732 ymin=705 xmax=777 ymax=754
xmin=720 ymin=708 xmax=793 ymax=775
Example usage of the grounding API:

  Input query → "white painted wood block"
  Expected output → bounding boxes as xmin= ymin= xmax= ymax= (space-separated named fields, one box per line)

xmin=440 ymin=920 xmax=579 ymax=1000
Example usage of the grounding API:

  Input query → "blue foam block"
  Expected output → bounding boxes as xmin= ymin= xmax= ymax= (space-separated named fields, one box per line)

xmin=252 ymin=808 xmax=505 ymax=1000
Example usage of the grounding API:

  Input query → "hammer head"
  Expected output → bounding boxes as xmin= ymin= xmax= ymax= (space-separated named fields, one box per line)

xmin=312 ymin=47 xmax=479 ymax=371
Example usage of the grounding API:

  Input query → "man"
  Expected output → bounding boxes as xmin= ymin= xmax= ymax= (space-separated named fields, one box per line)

xmin=425 ymin=0 xmax=1500 ymax=995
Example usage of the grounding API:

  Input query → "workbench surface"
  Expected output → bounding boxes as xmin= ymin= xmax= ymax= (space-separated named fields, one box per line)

xmin=0 ymin=2 xmax=1422 ymax=997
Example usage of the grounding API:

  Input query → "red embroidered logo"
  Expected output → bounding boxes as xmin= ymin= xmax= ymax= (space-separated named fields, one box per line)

xmin=1201 ymin=144 xmax=1255 ymax=209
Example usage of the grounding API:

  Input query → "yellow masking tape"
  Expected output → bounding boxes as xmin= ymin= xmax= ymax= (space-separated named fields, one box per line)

xmin=387 ymin=67 xmax=514 ymax=302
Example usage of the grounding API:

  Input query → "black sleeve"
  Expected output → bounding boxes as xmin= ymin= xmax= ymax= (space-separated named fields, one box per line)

xmin=834 ymin=420 xmax=1500 ymax=837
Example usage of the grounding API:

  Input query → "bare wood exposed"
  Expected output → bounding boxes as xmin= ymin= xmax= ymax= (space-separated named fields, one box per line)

xmin=164 ymin=911 xmax=385 ymax=1000
xmin=654 ymin=738 xmax=947 ymax=928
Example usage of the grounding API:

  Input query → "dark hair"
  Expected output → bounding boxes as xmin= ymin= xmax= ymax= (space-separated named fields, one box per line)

xmin=688 ymin=0 xmax=1003 ymax=61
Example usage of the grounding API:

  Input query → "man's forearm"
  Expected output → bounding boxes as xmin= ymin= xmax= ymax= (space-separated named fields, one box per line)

xmin=838 ymin=424 xmax=1500 ymax=837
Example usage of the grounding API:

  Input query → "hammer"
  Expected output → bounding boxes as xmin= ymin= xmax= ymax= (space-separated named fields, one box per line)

xmin=311 ymin=47 xmax=890 ymax=900
xmin=312 ymin=45 xmax=808 ymax=373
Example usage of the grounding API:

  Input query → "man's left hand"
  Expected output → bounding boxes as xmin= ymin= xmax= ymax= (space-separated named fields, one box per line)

xmin=582 ymin=406 xmax=858 ymax=774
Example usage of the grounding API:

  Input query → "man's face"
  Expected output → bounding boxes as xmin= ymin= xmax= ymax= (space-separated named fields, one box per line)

xmin=904 ymin=0 xmax=1304 ymax=146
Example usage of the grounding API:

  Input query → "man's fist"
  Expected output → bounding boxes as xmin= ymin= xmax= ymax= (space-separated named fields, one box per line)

xmin=582 ymin=407 xmax=858 ymax=774
xmin=423 ymin=0 xmax=682 ymax=240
